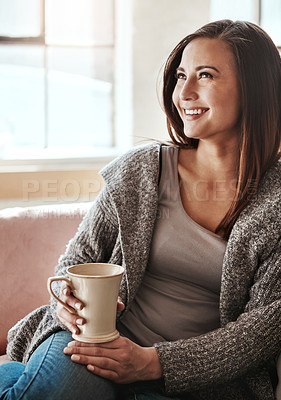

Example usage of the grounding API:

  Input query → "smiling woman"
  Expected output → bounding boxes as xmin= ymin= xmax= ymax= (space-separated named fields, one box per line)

xmin=172 ymin=38 xmax=241 ymax=144
xmin=0 ymin=19 xmax=281 ymax=400
xmin=163 ymin=20 xmax=281 ymax=238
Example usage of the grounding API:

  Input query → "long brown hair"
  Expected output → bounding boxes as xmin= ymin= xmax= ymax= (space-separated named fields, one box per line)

xmin=163 ymin=20 xmax=281 ymax=239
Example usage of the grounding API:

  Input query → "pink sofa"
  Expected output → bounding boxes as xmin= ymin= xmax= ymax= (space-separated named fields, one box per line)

xmin=0 ymin=202 xmax=91 ymax=356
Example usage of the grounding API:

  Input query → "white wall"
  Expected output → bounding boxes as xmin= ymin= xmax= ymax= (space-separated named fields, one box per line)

xmin=131 ymin=0 xmax=210 ymax=145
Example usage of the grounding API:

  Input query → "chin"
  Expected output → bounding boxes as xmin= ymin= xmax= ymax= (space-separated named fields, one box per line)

xmin=183 ymin=130 xmax=201 ymax=140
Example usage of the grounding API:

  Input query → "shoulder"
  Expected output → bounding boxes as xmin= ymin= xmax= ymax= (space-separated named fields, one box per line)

xmin=230 ymin=159 xmax=281 ymax=258
xmin=100 ymin=142 xmax=161 ymax=187
xmin=259 ymin=158 xmax=281 ymax=190
xmin=254 ymin=158 xmax=281 ymax=212
xmin=241 ymin=159 xmax=281 ymax=217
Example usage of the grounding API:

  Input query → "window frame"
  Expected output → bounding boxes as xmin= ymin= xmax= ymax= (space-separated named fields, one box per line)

xmin=0 ymin=0 xmax=129 ymax=168
xmin=0 ymin=0 xmax=45 ymax=44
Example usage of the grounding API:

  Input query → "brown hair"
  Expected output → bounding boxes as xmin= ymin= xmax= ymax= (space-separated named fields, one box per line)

xmin=163 ymin=20 xmax=281 ymax=238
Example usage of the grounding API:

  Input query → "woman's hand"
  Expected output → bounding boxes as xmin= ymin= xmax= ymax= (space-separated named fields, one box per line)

xmin=63 ymin=336 xmax=163 ymax=384
xmin=56 ymin=283 xmax=125 ymax=335
xmin=56 ymin=283 xmax=85 ymax=335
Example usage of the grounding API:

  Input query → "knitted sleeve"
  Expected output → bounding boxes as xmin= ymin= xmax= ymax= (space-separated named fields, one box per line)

xmin=48 ymin=186 xmax=120 ymax=317
xmin=154 ymin=237 xmax=281 ymax=396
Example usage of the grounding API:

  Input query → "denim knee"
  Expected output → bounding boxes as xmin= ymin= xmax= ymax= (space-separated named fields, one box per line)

xmin=0 ymin=331 xmax=117 ymax=400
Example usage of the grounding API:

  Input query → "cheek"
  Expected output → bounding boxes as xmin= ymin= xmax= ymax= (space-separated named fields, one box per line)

xmin=225 ymin=83 xmax=241 ymax=119
xmin=227 ymin=93 xmax=241 ymax=123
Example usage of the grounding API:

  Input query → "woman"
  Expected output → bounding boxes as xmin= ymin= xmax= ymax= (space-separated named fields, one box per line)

xmin=1 ymin=19 xmax=281 ymax=400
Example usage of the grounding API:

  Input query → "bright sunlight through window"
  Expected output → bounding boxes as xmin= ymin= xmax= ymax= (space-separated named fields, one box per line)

xmin=0 ymin=0 xmax=114 ymax=159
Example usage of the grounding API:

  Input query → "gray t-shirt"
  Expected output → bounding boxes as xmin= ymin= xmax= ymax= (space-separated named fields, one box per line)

xmin=117 ymin=146 xmax=227 ymax=346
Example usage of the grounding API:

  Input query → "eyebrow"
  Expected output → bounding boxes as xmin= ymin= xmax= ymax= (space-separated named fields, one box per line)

xmin=176 ymin=65 xmax=220 ymax=73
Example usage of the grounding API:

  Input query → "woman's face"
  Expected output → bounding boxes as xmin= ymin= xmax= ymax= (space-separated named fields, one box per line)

xmin=172 ymin=37 xmax=241 ymax=145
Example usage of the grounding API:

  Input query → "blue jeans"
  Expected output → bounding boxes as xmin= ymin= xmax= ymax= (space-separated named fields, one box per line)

xmin=0 ymin=331 xmax=184 ymax=400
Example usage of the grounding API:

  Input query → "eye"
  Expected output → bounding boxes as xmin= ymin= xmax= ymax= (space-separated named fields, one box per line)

xmin=199 ymin=71 xmax=213 ymax=79
xmin=174 ymin=71 xmax=186 ymax=80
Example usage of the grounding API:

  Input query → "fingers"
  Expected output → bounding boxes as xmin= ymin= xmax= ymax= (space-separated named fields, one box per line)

xmin=117 ymin=297 xmax=125 ymax=312
xmin=67 ymin=340 xmax=96 ymax=348
xmin=71 ymin=353 xmax=120 ymax=382
xmin=64 ymin=346 xmax=121 ymax=382
xmin=64 ymin=337 xmax=129 ymax=364
xmin=87 ymin=364 xmax=119 ymax=382
xmin=64 ymin=344 xmax=105 ymax=357
xmin=56 ymin=283 xmax=85 ymax=334
xmin=56 ymin=289 xmax=124 ymax=337
xmin=60 ymin=283 xmax=84 ymax=311
xmin=64 ymin=337 xmax=162 ymax=384
xmin=57 ymin=307 xmax=83 ymax=335
xmin=63 ymin=339 xmax=124 ymax=366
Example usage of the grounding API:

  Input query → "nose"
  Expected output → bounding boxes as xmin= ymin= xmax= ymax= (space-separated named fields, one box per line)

xmin=179 ymin=77 xmax=198 ymax=101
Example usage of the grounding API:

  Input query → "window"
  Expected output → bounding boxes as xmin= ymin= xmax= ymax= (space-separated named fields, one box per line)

xmin=260 ymin=0 xmax=281 ymax=47
xmin=0 ymin=0 xmax=115 ymax=159
xmin=210 ymin=0 xmax=281 ymax=47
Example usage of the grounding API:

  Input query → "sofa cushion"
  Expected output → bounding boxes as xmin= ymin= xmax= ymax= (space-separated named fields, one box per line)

xmin=0 ymin=202 xmax=91 ymax=355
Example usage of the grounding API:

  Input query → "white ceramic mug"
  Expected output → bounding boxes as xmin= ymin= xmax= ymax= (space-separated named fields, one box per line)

xmin=47 ymin=263 xmax=124 ymax=343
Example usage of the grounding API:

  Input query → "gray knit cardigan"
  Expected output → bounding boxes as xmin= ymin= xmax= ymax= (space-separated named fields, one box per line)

xmin=7 ymin=142 xmax=281 ymax=399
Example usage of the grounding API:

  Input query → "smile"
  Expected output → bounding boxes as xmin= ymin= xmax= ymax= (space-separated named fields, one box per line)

xmin=184 ymin=108 xmax=208 ymax=115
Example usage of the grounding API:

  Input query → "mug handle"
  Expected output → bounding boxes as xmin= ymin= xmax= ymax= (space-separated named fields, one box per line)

xmin=47 ymin=276 xmax=76 ymax=314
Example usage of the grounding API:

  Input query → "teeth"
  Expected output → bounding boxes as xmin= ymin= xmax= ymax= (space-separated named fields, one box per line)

xmin=185 ymin=109 xmax=204 ymax=115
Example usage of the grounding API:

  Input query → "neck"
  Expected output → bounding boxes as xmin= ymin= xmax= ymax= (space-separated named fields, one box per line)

xmin=194 ymin=138 xmax=239 ymax=181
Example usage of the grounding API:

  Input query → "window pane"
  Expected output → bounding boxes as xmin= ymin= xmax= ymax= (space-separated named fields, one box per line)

xmin=0 ymin=0 xmax=42 ymax=37
xmin=48 ymin=73 xmax=112 ymax=148
xmin=260 ymin=0 xmax=281 ymax=46
xmin=210 ymin=0 xmax=255 ymax=22
xmin=46 ymin=0 xmax=114 ymax=46
xmin=47 ymin=46 xmax=113 ymax=148
xmin=0 ymin=46 xmax=45 ymax=149
xmin=0 ymin=1 xmax=115 ymax=157
xmin=47 ymin=46 xmax=113 ymax=81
